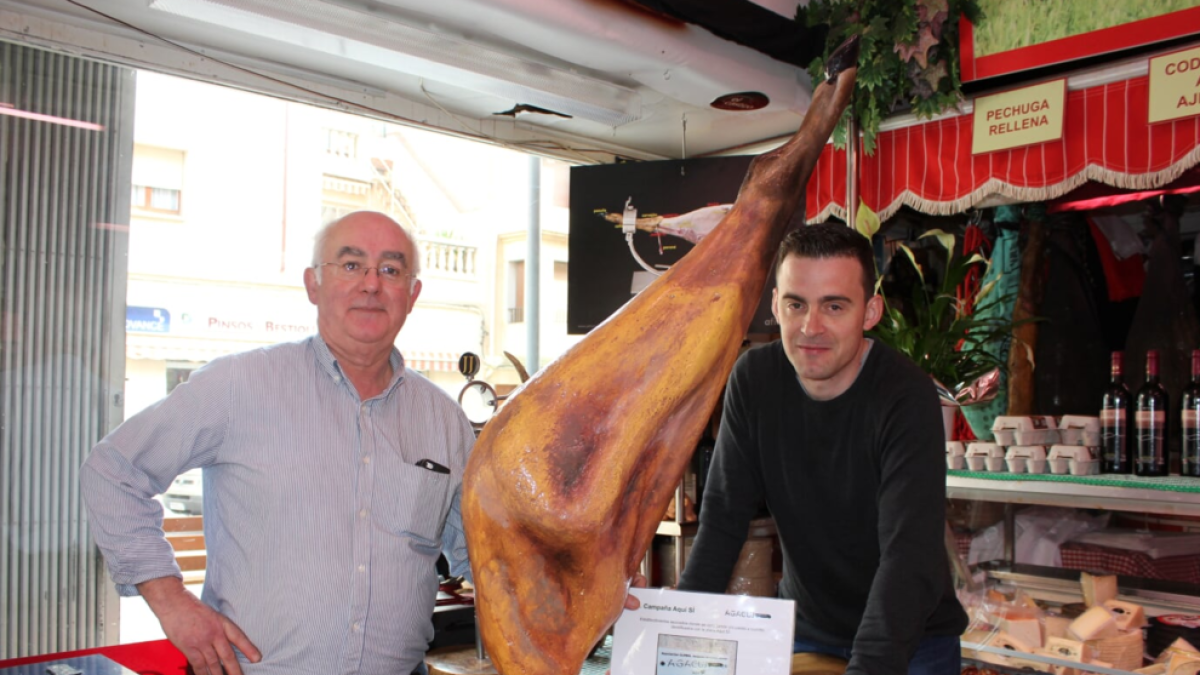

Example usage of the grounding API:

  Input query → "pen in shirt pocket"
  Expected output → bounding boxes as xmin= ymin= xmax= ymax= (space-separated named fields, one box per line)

xmin=415 ymin=459 xmax=451 ymax=475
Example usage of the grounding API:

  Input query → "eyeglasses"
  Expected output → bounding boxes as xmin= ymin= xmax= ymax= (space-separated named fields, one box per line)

xmin=318 ymin=261 xmax=414 ymax=285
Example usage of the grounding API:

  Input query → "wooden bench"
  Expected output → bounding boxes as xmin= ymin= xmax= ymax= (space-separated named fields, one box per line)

xmin=164 ymin=515 xmax=206 ymax=584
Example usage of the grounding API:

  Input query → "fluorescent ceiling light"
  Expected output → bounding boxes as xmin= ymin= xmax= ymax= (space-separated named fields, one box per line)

xmin=0 ymin=103 xmax=104 ymax=131
xmin=149 ymin=0 xmax=642 ymax=127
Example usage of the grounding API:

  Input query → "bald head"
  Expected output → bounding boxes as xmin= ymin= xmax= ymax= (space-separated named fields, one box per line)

xmin=311 ymin=211 xmax=422 ymax=278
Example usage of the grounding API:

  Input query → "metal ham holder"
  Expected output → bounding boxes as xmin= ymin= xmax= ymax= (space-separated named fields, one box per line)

xmin=447 ymin=351 xmax=533 ymax=670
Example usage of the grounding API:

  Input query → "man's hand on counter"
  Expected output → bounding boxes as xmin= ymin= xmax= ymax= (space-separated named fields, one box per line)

xmin=137 ymin=576 xmax=261 ymax=675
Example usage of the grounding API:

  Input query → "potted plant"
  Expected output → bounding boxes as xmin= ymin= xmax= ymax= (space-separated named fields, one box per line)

xmin=799 ymin=0 xmax=984 ymax=154
xmin=857 ymin=206 xmax=1029 ymax=439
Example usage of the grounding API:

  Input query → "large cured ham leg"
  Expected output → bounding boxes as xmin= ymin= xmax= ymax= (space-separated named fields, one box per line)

xmin=463 ymin=38 xmax=860 ymax=675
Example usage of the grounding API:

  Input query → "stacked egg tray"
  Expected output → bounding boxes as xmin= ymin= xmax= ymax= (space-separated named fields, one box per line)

xmin=947 ymin=416 xmax=1101 ymax=476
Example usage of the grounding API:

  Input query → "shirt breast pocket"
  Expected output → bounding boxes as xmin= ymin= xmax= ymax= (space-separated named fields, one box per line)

xmin=378 ymin=463 xmax=452 ymax=551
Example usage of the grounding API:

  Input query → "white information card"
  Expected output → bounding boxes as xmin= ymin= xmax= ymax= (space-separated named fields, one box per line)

xmin=610 ymin=587 xmax=796 ymax=675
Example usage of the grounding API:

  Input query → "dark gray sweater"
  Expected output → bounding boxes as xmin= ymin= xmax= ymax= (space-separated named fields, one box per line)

xmin=678 ymin=340 xmax=968 ymax=675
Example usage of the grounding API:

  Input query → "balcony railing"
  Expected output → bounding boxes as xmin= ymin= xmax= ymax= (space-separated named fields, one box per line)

xmin=420 ymin=240 xmax=476 ymax=277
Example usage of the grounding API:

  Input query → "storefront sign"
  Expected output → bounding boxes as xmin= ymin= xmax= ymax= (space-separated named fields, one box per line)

xmin=126 ymin=306 xmax=170 ymax=333
xmin=961 ymin=5 xmax=1200 ymax=83
xmin=178 ymin=312 xmax=314 ymax=337
xmin=972 ymin=80 xmax=1066 ymax=155
xmin=1149 ymin=46 xmax=1200 ymax=124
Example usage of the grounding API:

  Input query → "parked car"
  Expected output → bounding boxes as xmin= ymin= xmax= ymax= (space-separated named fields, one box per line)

xmin=164 ymin=469 xmax=203 ymax=516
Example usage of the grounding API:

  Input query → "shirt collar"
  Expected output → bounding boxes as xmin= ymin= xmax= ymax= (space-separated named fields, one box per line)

xmin=310 ymin=333 xmax=407 ymax=398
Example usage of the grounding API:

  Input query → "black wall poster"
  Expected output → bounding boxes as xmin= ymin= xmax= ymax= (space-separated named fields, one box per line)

xmin=568 ymin=157 xmax=798 ymax=336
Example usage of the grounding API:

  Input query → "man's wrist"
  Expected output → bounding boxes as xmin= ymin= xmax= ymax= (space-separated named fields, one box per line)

xmin=137 ymin=576 xmax=188 ymax=609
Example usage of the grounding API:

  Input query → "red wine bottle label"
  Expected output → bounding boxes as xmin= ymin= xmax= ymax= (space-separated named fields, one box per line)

xmin=1101 ymin=409 xmax=1127 ymax=464
xmin=1186 ymin=408 xmax=1200 ymax=473
xmin=1136 ymin=411 xmax=1165 ymax=427
xmin=1136 ymin=410 xmax=1166 ymax=470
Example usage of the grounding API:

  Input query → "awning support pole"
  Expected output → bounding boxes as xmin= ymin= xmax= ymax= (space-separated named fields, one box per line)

xmin=845 ymin=102 xmax=858 ymax=229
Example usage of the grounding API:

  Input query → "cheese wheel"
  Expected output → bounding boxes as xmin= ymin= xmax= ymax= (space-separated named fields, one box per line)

xmin=1045 ymin=614 xmax=1072 ymax=640
xmin=1068 ymin=606 xmax=1120 ymax=641
xmin=1103 ymin=599 xmax=1148 ymax=630
xmin=1158 ymin=638 xmax=1200 ymax=664
xmin=1168 ymin=652 xmax=1200 ymax=675
xmin=1045 ymin=637 xmax=1086 ymax=662
xmin=1004 ymin=617 xmax=1044 ymax=650
xmin=1016 ymin=591 xmax=1041 ymax=609
xmin=1081 ymin=572 xmax=1118 ymax=607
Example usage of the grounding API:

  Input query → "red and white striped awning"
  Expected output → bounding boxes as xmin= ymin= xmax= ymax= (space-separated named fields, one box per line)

xmin=806 ymin=74 xmax=1200 ymax=223
xmin=403 ymin=351 xmax=460 ymax=373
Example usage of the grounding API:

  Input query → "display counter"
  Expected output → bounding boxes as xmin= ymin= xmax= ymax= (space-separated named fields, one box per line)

xmin=948 ymin=471 xmax=1200 ymax=605
xmin=946 ymin=472 xmax=1200 ymax=517
xmin=0 ymin=641 xmax=186 ymax=674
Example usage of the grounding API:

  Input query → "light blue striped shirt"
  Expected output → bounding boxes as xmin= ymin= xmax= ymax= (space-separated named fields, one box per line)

xmin=81 ymin=335 xmax=474 ymax=674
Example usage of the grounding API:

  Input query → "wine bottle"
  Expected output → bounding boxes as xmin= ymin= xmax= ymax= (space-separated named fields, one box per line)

xmin=1135 ymin=350 xmax=1169 ymax=477
xmin=1100 ymin=351 xmax=1132 ymax=474
xmin=1182 ymin=349 xmax=1200 ymax=478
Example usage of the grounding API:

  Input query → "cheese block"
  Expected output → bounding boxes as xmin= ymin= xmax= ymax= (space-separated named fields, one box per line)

xmin=1168 ymin=652 xmax=1200 ymax=675
xmin=1045 ymin=614 xmax=1072 ymax=640
xmin=1044 ymin=637 xmax=1086 ymax=661
xmin=1003 ymin=616 xmax=1044 ymax=650
xmin=1068 ymin=606 xmax=1120 ymax=640
xmin=1103 ymin=599 xmax=1148 ymax=630
xmin=1081 ymin=572 xmax=1118 ymax=607
xmin=989 ymin=629 xmax=1037 ymax=653
xmin=1158 ymin=637 xmax=1200 ymax=664
xmin=1015 ymin=591 xmax=1041 ymax=609
xmin=1172 ymin=661 xmax=1200 ymax=675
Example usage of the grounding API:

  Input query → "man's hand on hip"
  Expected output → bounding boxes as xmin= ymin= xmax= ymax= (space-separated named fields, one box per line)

xmin=138 ymin=576 xmax=261 ymax=675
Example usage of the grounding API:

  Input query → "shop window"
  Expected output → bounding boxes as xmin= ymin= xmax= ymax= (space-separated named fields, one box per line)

xmin=325 ymin=128 xmax=358 ymax=158
xmin=508 ymin=260 xmax=525 ymax=323
xmin=322 ymin=203 xmax=357 ymax=225
xmin=131 ymin=145 xmax=185 ymax=215
xmin=131 ymin=185 xmax=182 ymax=213
xmin=166 ymin=363 xmax=204 ymax=394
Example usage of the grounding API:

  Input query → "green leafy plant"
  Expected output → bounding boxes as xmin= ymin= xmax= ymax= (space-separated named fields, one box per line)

xmin=856 ymin=204 xmax=1022 ymax=389
xmin=798 ymin=0 xmax=984 ymax=154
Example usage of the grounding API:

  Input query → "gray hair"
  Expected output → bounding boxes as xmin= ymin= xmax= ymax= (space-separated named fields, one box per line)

xmin=311 ymin=211 xmax=422 ymax=289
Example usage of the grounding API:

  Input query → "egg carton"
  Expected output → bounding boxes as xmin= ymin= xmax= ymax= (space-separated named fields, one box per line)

xmin=966 ymin=442 xmax=1005 ymax=472
xmin=1059 ymin=415 xmax=1101 ymax=446
xmin=946 ymin=442 xmax=966 ymax=470
xmin=992 ymin=415 xmax=1058 ymax=447
xmin=1005 ymin=445 xmax=1048 ymax=474
xmin=1047 ymin=445 xmax=1100 ymax=476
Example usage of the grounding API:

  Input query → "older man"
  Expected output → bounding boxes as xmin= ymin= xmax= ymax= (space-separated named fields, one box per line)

xmin=82 ymin=211 xmax=474 ymax=675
